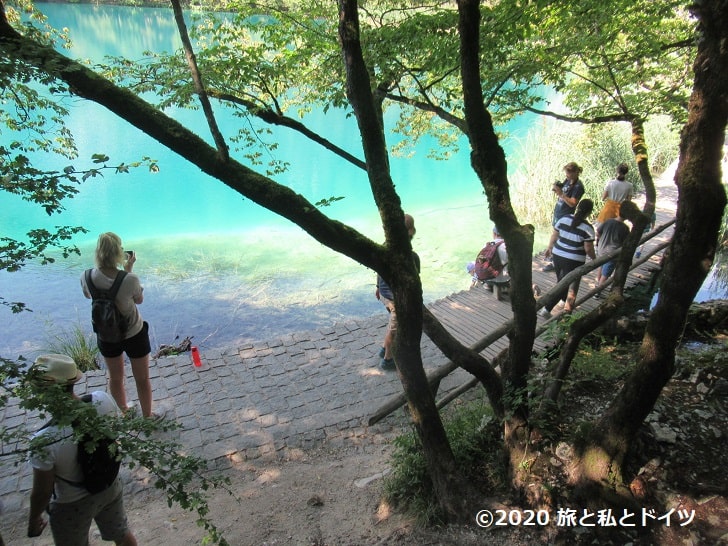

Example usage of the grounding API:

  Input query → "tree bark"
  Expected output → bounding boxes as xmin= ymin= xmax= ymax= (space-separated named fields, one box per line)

xmin=572 ymin=0 xmax=728 ymax=500
xmin=456 ymin=0 xmax=538 ymax=489
xmin=170 ymin=0 xmax=229 ymax=161
xmin=337 ymin=0 xmax=467 ymax=521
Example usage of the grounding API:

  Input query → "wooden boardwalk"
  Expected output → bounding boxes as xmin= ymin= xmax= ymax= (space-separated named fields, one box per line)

xmin=427 ymin=196 xmax=676 ymax=363
xmin=368 ymin=175 xmax=709 ymax=422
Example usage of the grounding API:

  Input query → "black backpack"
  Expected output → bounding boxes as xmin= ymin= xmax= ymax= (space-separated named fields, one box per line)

xmin=43 ymin=395 xmax=122 ymax=495
xmin=74 ymin=394 xmax=122 ymax=494
xmin=85 ymin=269 xmax=128 ymax=342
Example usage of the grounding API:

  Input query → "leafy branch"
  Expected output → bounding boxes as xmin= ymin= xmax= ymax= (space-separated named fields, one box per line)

xmin=1 ymin=357 xmax=234 ymax=545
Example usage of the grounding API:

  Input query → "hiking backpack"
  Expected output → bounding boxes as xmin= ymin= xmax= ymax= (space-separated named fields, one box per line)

xmin=73 ymin=394 xmax=122 ymax=494
xmin=41 ymin=394 xmax=122 ymax=495
xmin=474 ymin=241 xmax=504 ymax=281
xmin=85 ymin=269 xmax=128 ymax=342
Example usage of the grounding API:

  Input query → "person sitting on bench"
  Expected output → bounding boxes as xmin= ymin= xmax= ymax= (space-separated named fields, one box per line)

xmin=468 ymin=226 xmax=508 ymax=290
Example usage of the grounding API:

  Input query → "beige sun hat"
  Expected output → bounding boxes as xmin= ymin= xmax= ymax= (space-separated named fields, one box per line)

xmin=32 ymin=354 xmax=83 ymax=384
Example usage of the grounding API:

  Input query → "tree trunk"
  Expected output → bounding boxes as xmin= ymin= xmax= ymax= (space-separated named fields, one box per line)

xmin=572 ymin=0 xmax=728 ymax=500
xmin=456 ymin=0 xmax=538 ymax=490
xmin=337 ymin=0 xmax=468 ymax=521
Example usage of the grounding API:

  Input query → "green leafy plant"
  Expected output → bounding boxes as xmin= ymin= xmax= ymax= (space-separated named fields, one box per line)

xmin=0 ymin=357 xmax=234 ymax=545
xmin=45 ymin=323 xmax=100 ymax=372
xmin=383 ymin=402 xmax=507 ymax=524
xmin=570 ymin=346 xmax=629 ymax=382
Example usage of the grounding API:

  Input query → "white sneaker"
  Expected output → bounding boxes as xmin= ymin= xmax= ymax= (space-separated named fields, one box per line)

xmin=538 ymin=308 xmax=551 ymax=318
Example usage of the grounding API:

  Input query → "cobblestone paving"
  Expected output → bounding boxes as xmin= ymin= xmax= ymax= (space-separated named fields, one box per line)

xmin=0 ymin=314 xmax=472 ymax=515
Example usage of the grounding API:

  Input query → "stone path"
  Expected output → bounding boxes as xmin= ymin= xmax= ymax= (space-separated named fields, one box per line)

xmin=0 ymin=314 xmax=473 ymax=516
xmin=0 ymin=170 xmax=682 ymax=520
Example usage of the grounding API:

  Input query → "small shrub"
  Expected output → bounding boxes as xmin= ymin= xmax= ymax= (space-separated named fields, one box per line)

xmin=45 ymin=324 xmax=100 ymax=372
xmin=383 ymin=402 xmax=507 ymax=524
xmin=570 ymin=346 xmax=628 ymax=382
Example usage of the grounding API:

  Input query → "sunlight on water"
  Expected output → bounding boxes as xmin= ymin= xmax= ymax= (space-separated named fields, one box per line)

xmin=1 ymin=3 xmax=544 ymax=357
xmin=1 ymin=201 xmax=508 ymax=356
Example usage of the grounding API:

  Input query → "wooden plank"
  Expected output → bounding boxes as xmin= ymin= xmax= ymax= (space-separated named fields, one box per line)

xmin=426 ymin=213 xmax=674 ymax=363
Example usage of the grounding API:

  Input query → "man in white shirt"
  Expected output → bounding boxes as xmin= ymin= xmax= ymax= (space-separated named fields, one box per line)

xmin=27 ymin=354 xmax=137 ymax=546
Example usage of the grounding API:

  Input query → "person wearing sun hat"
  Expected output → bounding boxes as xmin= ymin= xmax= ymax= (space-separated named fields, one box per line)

xmin=27 ymin=354 xmax=137 ymax=545
xmin=543 ymin=162 xmax=586 ymax=272
xmin=32 ymin=353 xmax=84 ymax=386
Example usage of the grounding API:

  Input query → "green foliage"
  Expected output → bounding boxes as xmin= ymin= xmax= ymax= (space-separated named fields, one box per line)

xmin=0 ymin=1 xmax=701 ymax=534
xmin=0 ymin=152 xmax=158 ymax=303
xmin=577 ymin=123 xmax=639 ymax=195
xmin=383 ymin=402 xmax=506 ymax=524
xmin=314 ymin=195 xmax=345 ymax=208
xmin=9 ymin=0 xmax=687 ymax=244
xmin=0 ymin=226 xmax=87 ymax=271
xmin=644 ymin=116 xmax=682 ymax=174
xmin=44 ymin=323 xmax=100 ymax=373
xmin=0 ymin=357 xmax=233 ymax=545
xmin=0 ymin=3 xmax=159 ymax=291
xmin=570 ymin=346 xmax=629 ymax=383
xmin=522 ymin=0 xmax=694 ymax=124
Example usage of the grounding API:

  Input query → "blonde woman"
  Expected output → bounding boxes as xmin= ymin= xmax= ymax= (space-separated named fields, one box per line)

xmin=81 ymin=232 xmax=161 ymax=419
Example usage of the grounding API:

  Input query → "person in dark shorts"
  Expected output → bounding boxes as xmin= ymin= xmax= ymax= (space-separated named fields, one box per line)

xmin=81 ymin=232 xmax=163 ymax=419
xmin=375 ymin=214 xmax=420 ymax=371
xmin=595 ymin=201 xmax=640 ymax=296
xmin=541 ymin=199 xmax=596 ymax=317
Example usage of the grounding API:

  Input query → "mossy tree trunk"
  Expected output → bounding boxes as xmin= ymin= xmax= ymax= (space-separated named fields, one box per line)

xmin=456 ymin=0 xmax=538 ymax=489
xmin=337 ymin=0 xmax=468 ymax=521
xmin=571 ymin=0 xmax=728 ymax=500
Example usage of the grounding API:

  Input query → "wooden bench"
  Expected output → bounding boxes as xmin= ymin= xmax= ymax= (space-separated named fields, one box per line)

xmin=484 ymin=277 xmax=511 ymax=301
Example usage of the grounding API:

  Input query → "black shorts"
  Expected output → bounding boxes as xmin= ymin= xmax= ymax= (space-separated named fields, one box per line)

xmin=97 ymin=321 xmax=151 ymax=359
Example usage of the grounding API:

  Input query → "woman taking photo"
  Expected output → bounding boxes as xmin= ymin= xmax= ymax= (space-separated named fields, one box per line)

xmin=81 ymin=232 xmax=162 ymax=419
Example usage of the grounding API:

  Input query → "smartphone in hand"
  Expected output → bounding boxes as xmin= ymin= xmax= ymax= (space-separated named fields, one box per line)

xmin=125 ymin=250 xmax=134 ymax=259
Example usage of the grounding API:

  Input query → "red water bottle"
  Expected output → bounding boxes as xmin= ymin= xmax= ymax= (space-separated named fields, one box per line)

xmin=191 ymin=346 xmax=202 ymax=367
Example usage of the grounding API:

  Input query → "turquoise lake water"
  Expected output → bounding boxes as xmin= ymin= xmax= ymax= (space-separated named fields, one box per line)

xmin=2 ymin=3 xmax=541 ymax=357
xmin=4 ymin=4 xmax=721 ymax=359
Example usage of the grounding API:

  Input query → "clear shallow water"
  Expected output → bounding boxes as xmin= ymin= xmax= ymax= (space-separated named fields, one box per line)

xmin=1 ymin=201 xmax=511 ymax=357
xmin=2 ymin=4 xmax=547 ymax=358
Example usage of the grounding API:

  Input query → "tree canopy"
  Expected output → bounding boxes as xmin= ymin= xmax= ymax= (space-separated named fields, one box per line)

xmin=1 ymin=0 xmax=725 ymax=536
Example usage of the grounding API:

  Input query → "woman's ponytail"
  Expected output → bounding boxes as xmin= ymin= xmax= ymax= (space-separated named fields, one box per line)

xmin=571 ymin=199 xmax=594 ymax=228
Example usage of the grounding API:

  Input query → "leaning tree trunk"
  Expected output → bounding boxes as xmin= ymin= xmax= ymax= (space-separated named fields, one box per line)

xmin=571 ymin=0 xmax=728 ymax=501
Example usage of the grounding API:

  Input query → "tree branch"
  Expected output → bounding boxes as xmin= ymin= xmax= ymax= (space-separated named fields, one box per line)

xmin=384 ymin=92 xmax=467 ymax=132
xmin=170 ymin=0 xmax=229 ymax=162
xmin=0 ymin=3 xmax=383 ymax=273
xmin=422 ymin=307 xmax=504 ymax=419
xmin=521 ymin=105 xmax=634 ymax=125
xmin=208 ymin=90 xmax=366 ymax=170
